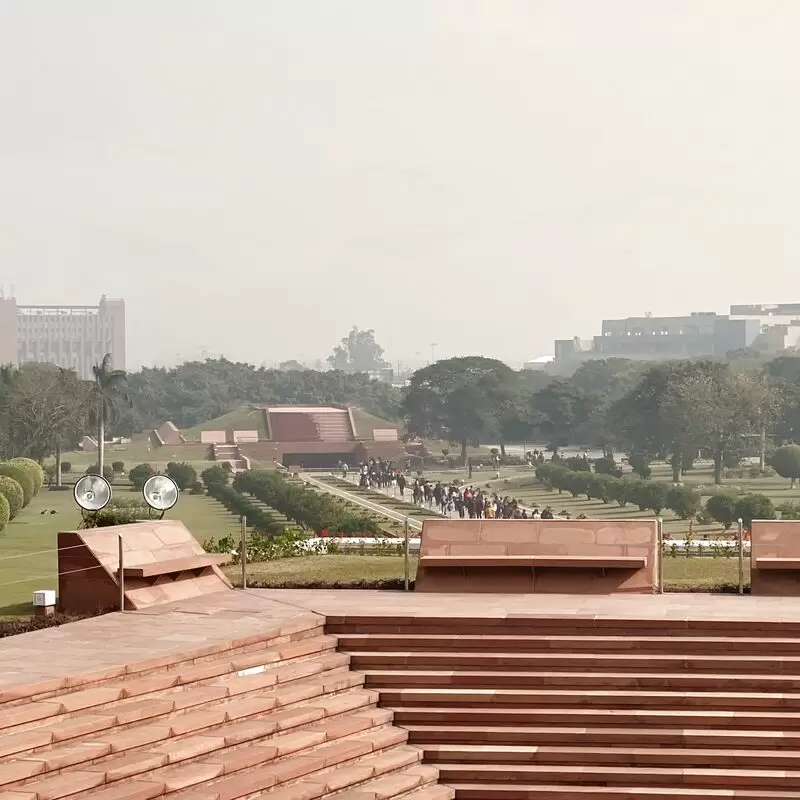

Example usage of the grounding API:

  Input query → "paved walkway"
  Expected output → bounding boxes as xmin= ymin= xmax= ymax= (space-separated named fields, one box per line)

xmin=7 ymin=589 xmax=800 ymax=700
xmin=0 ymin=590 xmax=320 ymax=699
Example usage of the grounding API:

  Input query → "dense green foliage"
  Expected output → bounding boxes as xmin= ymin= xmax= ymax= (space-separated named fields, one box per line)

xmin=128 ymin=463 xmax=156 ymax=491
xmin=201 ymin=465 xmax=230 ymax=489
xmin=78 ymin=497 xmax=151 ymax=528
xmin=0 ymin=476 xmax=24 ymax=519
xmin=166 ymin=462 xmax=197 ymax=490
xmin=115 ymin=358 xmax=402 ymax=433
xmin=234 ymin=471 xmax=383 ymax=535
xmin=770 ymin=445 xmax=800 ymax=486
xmin=85 ymin=464 xmax=115 ymax=482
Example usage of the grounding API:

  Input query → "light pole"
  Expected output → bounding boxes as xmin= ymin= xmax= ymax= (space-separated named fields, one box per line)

xmin=430 ymin=343 xmax=437 ymax=364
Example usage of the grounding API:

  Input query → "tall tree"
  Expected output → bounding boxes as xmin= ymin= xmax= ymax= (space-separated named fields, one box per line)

xmin=530 ymin=380 xmax=592 ymax=449
xmin=672 ymin=362 xmax=774 ymax=484
xmin=609 ymin=362 xmax=699 ymax=481
xmin=402 ymin=357 xmax=517 ymax=462
xmin=327 ymin=327 xmax=390 ymax=373
xmin=91 ymin=354 xmax=128 ymax=475
xmin=0 ymin=364 xmax=87 ymax=465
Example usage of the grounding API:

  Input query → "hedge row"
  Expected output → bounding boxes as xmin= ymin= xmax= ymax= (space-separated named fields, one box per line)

xmin=234 ymin=471 xmax=383 ymax=535
xmin=207 ymin=482 xmax=286 ymax=536
xmin=535 ymin=463 xmax=701 ymax=518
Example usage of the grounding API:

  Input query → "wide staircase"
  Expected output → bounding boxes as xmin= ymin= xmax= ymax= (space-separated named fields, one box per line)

xmin=212 ymin=443 xmax=247 ymax=472
xmin=311 ymin=411 xmax=354 ymax=443
xmin=330 ymin=614 xmax=800 ymax=800
xmin=0 ymin=620 xmax=451 ymax=800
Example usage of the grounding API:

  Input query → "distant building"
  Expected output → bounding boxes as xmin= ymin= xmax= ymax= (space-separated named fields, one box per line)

xmin=0 ymin=294 xmax=125 ymax=379
xmin=552 ymin=305 xmax=800 ymax=368
xmin=523 ymin=356 xmax=554 ymax=371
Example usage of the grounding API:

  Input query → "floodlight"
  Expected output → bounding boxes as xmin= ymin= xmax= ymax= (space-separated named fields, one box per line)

xmin=142 ymin=474 xmax=179 ymax=513
xmin=74 ymin=475 xmax=112 ymax=511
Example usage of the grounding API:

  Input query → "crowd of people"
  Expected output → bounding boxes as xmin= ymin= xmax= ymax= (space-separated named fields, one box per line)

xmin=340 ymin=458 xmax=558 ymax=520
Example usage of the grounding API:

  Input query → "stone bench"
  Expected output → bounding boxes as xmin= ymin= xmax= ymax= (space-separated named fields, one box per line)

xmin=419 ymin=555 xmax=647 ymax=570
xmin=415 ymin=519 xmax=657 ymax=594
xmin=58 ymin=521 xmax=233 ymax=614
xmin=750 ymin=521 xmax=800 ymax=595
xmin=122 ymin=553 xmax=232 ymax=578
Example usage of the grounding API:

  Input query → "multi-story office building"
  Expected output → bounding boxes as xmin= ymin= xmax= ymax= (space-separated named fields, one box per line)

xmin=0 ymin=294 xmax=125 ymax=379
xmin=553 ymin=305 xmax=800 ymax=369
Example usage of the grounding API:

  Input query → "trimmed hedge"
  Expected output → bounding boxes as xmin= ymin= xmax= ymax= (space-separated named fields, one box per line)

xmin=0 ymin=476 xmax=24 ymax=519
xmin=0 ymin=464 xmax=33 ymax=506
xmin=207 ymin=483 xmax=286 ymax=535
xmin=535 ymin=463 xmax=700 ymax=518
xmin=235 ymin=471 xmax=383 ymax=535
xmin=9 ymin=458 xmax=44 ymax=495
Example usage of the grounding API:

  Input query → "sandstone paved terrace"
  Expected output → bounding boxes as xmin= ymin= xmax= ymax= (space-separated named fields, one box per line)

xmin=6 ymin=590 xmax=800 ymax=696
xmin=4 ymin=591 xmax=800 ymax=799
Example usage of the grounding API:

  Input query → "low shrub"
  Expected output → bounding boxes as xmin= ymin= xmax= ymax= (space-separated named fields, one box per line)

xmin=60 ymin=461 xmax=72 ymax=474
xmin=166 ymin=461 xmax=197 ymax=491
xmin=85 ymin=464 xmax=115 ymax=482
xmin=129 ymin=463 xmax=156 ymax=491
xmin=111 ymin=461 xmax=125 ymax=474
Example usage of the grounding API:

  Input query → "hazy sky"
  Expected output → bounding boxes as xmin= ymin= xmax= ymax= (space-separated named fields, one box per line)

xmin=1 ymin=1 xmax=798 ymax=370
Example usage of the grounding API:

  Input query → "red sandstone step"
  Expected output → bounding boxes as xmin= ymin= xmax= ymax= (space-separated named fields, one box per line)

xmin=390 ymin=705 xmax=800 ymax=730
xmin=380 ymin=686 xmax=800 ymax=709
xmin=337 ymin=633 xmax=800 ymax=654
xmin=0 ymin=689 xmax=384 ymax=776
xmin=349 ymin=650 xmax=800 ymax=673
xmin=326 ymin=617 xmax=800 ymax=636
xmin=10 ymin=717 xmax=410 ymax=798
xmin=437 ymin=763 xmax=800 ymax=789
xmin=448 ymin=783 xmax=800 ymax=799
xmin=422 ymin=743 xmax=800 ymax=769
xmin=166 ymin=733 xmax=420 ymax=800
xmin=0 ymin=636 xmax=343 ymax=736
xmin=328 ymin=763 xmax=442 ymax=800
xmin=0 ymin=668 xmax=368 ymax=758
xmin=0 ymin=619 xmax=327 ymax=708
xmin=404 ymin=724 xmax=800 ymax=749
xmin=364 ymin=669 xmax=800 ymax=692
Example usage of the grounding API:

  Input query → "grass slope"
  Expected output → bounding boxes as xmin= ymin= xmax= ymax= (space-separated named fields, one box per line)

xmin=182 ymin=407 xmax=268 ymax=440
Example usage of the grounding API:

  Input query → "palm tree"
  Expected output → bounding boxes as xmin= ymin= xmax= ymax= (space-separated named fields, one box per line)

xmin=91 ymin=354 xmax=128 ymax=475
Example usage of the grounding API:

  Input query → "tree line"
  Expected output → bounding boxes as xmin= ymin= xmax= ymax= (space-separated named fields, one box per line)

xmin=401 ymin=354 xmax=800 ymax=484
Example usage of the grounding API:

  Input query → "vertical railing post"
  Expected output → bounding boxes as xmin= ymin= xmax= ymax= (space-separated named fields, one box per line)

xmin=404 ymin=517 xmax=410 ymax=592
xmin=738 ymin=517 xmax=745 ymax=595
xmin=240 ymin=515 xmax=247 ymax=590
xmin=657 ymin=517 xmax=664 ymax=594
xmin=117 ymin=532 xmax=125 ymax=612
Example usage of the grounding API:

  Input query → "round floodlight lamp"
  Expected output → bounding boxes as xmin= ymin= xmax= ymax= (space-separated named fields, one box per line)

xmin=142 ymin=474 xmax=179 ymax=512
xmin=73 ymin=474 xmax=112 ymax=511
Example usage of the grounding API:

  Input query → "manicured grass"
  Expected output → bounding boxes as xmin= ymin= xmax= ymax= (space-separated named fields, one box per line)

xmin=0 ymin=488 xmax=242 ymax=618
xmin=228 ymin=555 xmax=417 ymax=587
xmin=227 ymin=553 xmax=747 ymax=592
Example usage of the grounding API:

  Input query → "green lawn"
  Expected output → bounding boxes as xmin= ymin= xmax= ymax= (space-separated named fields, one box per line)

xmin=0 ymin=487 xmax=242 ymax=618
xmin=228 ymin=553 xmax=747 ymax=592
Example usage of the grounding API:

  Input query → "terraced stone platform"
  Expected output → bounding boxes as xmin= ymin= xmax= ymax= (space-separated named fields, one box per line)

xmin=6 ymin=591 xmax=800 ymax=799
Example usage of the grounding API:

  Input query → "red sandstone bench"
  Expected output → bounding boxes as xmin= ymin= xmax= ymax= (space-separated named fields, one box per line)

xmin=419 ymin=555 xmax=647 ymax=570
xmin=415 ymin=519 xmax=657 ymax=594
xmin=122 ymin=553 xmax=232 ymax=578
xmin=750 ymin=521 xmax=800 ymax=596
